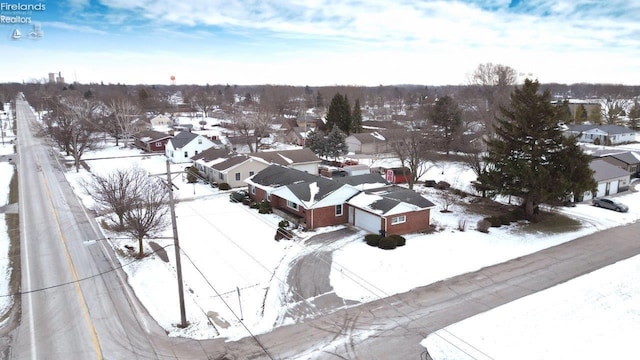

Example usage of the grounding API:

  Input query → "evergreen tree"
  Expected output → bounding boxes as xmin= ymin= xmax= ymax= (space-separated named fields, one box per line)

xmin=588 ymin=104 xmax=602 ymax=124
xmin=627 ymin=100 xmax=640 ymax=130
xmin=554 ymin=99 xmax=572 ymax=123
xmin=305 ymin=129 xmax=327 ymax=158
xmin=478 ymin=79 xmax=596 ymax=221
xmin=351 ymin=98 xmax=363 ymax=134
xmin=574 ymin=104 xmax=588 ymax=124
xmin=430 ymin=95 xmax=462 ymax=155
xmin=326 ymin=93 xmax=352 ymax=134
xmin=325 ymin=127 xmax=347 ymax=160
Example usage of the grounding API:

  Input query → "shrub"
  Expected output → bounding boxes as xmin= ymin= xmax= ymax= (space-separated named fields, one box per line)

xmin=250 ymin=202 xmax=259 ymax=209
xmin=388 ymin=234 xmax=406 ymax=247
xmin=378 ymin=236 xmax=397 ymax=250
xmin=499 ymin=213 xmax=513 ymax=225
xmin=242 ymin=198 xmax=251 ymax=206
xmin=435 ymin=181 xmax=451 ymax=190
xmin=477 ymin=219 xmax=491 ymax=233
xmin=218 ymin=182 xmax=231 ymax=190
xmin=485 ymin=216 xmax=502 ymax=227
xmin=185 ymin=166 xmax=199 ymax=183
xmin=510 ymin=207 xmax=526 ymax=221
xmin=278 ymin=220 xmax=290 ymax=228
xmin=365 ymin=234 xmax=382 ymax=247
xmin=258 ymin=200 xmax=272 ymax=214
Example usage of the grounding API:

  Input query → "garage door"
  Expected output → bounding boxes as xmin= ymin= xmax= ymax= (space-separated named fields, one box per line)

xmin=354 ymin=209 xmax=382 ymax=233
xmin=610 ymin=180 xmax=619 ymax=195
xmin=596 ymin=182 xmax=607 ymax=197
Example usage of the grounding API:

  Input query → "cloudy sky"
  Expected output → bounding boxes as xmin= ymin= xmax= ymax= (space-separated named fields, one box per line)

xmin=2 ymin=0 xmax=640 ymax=86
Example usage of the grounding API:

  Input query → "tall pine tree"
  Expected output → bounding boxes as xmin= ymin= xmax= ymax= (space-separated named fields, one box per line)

xmin=479 ymin=79 xmax=596 ymax=221
xmin=430 ymin=95 xmax=462 ymax=155
xmin=351 ymin=99 xmax=363 ymax=134
xmin=326 ymin=93 xmax=352 ymax=135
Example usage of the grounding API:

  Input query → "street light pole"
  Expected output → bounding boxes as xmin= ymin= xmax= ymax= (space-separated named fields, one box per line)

xmin=166 ymin=159 xmax=188 ymax=328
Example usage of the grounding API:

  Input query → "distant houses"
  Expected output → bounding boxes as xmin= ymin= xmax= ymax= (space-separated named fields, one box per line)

xmin=565 ymin=124 xmax=636 ymax=145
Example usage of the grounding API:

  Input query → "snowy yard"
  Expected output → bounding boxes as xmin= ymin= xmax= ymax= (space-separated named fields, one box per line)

xmin=1 ymin=129 xmax=639 ymax=353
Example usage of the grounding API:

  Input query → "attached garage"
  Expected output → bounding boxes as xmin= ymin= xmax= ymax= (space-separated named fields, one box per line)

xmin=353 ymin=208 xmax=382 ymax=234
xmin=581 ymin=160 xmax=630 ymax=201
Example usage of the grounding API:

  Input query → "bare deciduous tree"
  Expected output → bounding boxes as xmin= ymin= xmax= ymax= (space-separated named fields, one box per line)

xmin=468 ymin=63 xmax=517 ymax=136
xmin=600 ymin=95 xmax=630 ymax=125
xmin=236 ymin=106 xmax=273 ymax=153
xmin=83 ymin=166 xmax=148 ymax=230
xmin=123 ymin=176 xmax=169 ymax=258
xmin=109 ymin=97 xmax=140 ymax=147
xmin=386 ymin=125 xmax=435 ymax=190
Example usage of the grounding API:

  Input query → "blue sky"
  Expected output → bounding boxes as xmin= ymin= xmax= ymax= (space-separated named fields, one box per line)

xmin=2 ymin=0 xmax=640 ymax=86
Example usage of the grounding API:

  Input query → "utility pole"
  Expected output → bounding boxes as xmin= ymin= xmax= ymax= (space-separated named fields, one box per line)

xmin=166 ymin=159 xmax=188 ymax=328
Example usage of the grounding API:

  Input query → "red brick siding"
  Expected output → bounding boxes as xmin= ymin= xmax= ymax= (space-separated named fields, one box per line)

xmin=149 ymin=140 xmax=167 ymax=152
xmin=307 ymin=204 xmax=349 ymax=229
xmin=249 ymin=186 xmax=268 ymax=203
xmin=385 ymin=209 xmax=430 ymax=235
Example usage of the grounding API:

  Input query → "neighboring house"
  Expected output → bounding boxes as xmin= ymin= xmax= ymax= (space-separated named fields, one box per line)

xmin=283 ymin=127 xmax=307 ymax=146
xmin=565 ymin=124 xmax=636 ymax=145
xmin=150 ymin=114 xmax=173 ymax=128
xmin=600 ymin=151 xmax=640 ymax=176
xmin=347 ymin=186 xmax=435 ymax=235
xmin=191 ymin=147 xmax=235 ymax=181
xmin=384 ymin=167 xmax=411 ymax=184
xmin=130 ymin=118 xmax=152 ymax=133
xmin=581 ymin=159 xmax=630 ymax=201
xmin=165 ymin=131 xmax=216 ymax=163
xmin=246 ymin=165 xmax=434 ymax=235
xmin=249 ymin=148 xmax=321 ymax=174
xmin=209 ymin=155 xmax=268 ymax=188
xmin=343 ymin=164 xmax=371 ymax=176
xmin=345 ymin=132 xmax=388 ymax=154
xmin=133 ymin=130 xmax=172 ymax=153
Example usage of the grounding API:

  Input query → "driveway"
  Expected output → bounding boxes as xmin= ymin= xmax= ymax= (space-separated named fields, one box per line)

xmin=283 ymin=227 xmax=360 ymax=320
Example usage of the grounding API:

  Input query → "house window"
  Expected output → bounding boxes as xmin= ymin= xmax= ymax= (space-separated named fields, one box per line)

xmin=155 ymin=142 xmax=162 ymax=147
xmin=287 ymin=200 xmax=298 ymax=211
xmin=235 ymin=172 xmax=241 ymax=181
xmin=219 ymin=173 xmax=223 ymax=180
xmin=198 ymin=138 xmax=202 ymax=144
xmin=184 ymin=151 xmax=188 ymax=158
xmin=335 ymin=204 xmax=343 ymax=216
xmin=251 ymin=186 xmax=256 ymax=195
xmin=195 ymin=150 xmax=199 ymax=156
xmin=391 ymin=215 xmax=406 ymax=225
xmin=249 ymin=171 xmax=255 ymax=176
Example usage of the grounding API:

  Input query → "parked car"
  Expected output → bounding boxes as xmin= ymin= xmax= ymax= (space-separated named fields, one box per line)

xmin=229 ymin=189 xmax=249 ymax=202
xmin=592 ymin=198 xmax=629 ymax=212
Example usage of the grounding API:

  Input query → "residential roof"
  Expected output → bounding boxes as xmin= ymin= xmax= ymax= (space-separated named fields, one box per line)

xmin=247 ymin=164 xmax=347 ymax=205
xmin=348 ymin=132 xmax=385 ymax=144
xmin=169 ymin=131 xmax=199 ymax=149
xmin=211 ymin=155 xmax=251 ymax=171
xmin=606 ymin=151 xmax=640 ymax=165
xmin=567 ymin=124 xmax=634 ymax=135
xmin=191 ymin=147 xmax=232 ymax=162
xmin=135 ymin=130 xmax=172 ymax=143
xmin=334 ymin=173 xmax=388 ymax=188
xmin=250 ymin=148 xmax=320 ymax=166
xmin=347 ymin=186 xmax=436 ymax=215
xmin=589 ymin=159 xmax=630 ymax=182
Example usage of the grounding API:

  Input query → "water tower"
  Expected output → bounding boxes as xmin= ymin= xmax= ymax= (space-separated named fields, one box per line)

xmin=170 ymin=75 xmax=176 ymax=85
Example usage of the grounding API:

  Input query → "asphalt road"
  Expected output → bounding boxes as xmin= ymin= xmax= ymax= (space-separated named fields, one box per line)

xmin=5 ymin=99 xmax=197 ymax=360
xmin=3 ymin=97 xmax=640 ymax=360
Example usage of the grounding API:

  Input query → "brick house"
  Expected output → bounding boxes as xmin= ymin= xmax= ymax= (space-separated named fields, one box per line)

xmin=133 ymin=130 xmax=172 ymax=153
xmin=246 ymin=165 xmax=435 ymax=234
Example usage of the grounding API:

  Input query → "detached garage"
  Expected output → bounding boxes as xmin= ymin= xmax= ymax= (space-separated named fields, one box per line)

xmin=581 ymin=159 xmax=630 ymax=201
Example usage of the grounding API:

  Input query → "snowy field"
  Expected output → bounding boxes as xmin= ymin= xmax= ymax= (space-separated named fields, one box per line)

xmin=3 ymin=106 xmax=639 ymax=353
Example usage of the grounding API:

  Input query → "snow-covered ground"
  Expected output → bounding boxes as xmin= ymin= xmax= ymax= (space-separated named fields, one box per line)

xmin=2 ymin=117 xmax=639 ymax=354
xmin=0 ymin=123 xmax=15 ymax=323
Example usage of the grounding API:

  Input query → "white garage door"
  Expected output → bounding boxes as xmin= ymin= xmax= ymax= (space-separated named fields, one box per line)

xmin=354 ymin=209 xmax=381 ymax=234
xmin=596 ymin=182 xmax=607 ymax=197
xmin=610 ymin=180 xmax=619 ymax=195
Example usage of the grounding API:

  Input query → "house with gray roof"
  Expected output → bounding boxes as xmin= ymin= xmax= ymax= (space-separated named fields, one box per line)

xmin=209 ymin=155 xmax=268 ymax=188
xmin=165 ymin=131 xmax=217 ymax=163
xmin=249 ymin=148 xmax=321 ymax=174
xmin=580 ymin=159 xmax=630 ymax=201
xmin=565 ymin=124 xmax=636 ymax=145
xmin=246 ymin=165 xmax=435 ymax=234
xmin=133 ymin=130 xmax=172 ymax=153
xmin=600 ymin=151 xmax=640 ymax=176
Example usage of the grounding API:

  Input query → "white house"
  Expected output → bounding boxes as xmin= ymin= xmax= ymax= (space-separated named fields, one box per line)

xmin=150 ymin=114 xmax=173 ymax=128
xmin=165 ymin=131 xmax=216 ymax=163
xmin=565 ymin=124 xmax=636 ymax=145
